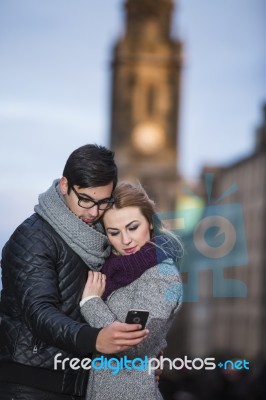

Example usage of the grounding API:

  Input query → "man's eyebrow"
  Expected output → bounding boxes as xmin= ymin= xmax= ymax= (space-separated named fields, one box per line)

xmin=76 ymin=192 xmax=93 ymax=199
xmin=76 ymin=191 xmax=112 ymax=202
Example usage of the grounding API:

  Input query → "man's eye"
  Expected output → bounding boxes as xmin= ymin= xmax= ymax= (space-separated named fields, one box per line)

xmin=80 ymin=197 xmax=91 ymax=203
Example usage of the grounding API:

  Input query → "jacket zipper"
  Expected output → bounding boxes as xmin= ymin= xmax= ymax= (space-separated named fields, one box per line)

xmin=32 ymin=338 xmax=41 ymax=354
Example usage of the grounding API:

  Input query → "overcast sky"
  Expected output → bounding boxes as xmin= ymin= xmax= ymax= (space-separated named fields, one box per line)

xmin=0 ymin=0 xmax=265 ymax=250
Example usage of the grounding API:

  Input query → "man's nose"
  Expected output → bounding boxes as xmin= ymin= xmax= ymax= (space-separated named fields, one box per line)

xmin=87 ymin=204 xmax=99 ymax=217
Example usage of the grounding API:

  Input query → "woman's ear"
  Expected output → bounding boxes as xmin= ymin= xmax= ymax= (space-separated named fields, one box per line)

xmin=59 ymin=177 xmax=68 ymax=196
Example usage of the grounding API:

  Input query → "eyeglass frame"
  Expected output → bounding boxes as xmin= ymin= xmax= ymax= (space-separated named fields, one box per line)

xmin=71 ymin=186 xmax=114 ymax=211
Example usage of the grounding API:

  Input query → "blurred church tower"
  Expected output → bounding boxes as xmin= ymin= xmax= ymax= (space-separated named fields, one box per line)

xmin=109 ymin=0 xmax=183 ymax=211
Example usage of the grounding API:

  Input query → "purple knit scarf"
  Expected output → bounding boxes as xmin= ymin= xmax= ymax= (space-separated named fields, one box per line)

xmin=101 ymin=234 xmax=182 ymax=300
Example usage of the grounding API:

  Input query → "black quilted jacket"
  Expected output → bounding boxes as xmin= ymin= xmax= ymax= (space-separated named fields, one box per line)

xmin=0 ymin=213 xmax=100 ymax=396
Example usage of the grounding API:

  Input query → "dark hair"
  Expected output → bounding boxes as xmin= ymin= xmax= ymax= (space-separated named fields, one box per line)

xmin=63 ymin=144 xmax=117 ymax=193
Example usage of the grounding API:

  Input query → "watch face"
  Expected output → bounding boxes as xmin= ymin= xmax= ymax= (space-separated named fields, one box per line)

xmin=132 ymin=121 xmax=165 ymax=155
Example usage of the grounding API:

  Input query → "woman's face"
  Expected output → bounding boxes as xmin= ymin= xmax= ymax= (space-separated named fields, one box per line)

xmin=103 ymin=206 xmax=152 ymax=256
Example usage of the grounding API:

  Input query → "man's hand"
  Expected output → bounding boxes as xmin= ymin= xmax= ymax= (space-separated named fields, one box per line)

xmin=96 ymin=321 xmax=149 ymax=354
xmin=82 ymin=271 xmax=106 ymax=298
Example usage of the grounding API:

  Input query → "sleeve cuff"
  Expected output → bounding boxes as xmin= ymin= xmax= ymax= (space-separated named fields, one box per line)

xmin=76 ymin=325 xmax=102 ymax=356
xmin=79 ymin=295 xmax=100 ymax=307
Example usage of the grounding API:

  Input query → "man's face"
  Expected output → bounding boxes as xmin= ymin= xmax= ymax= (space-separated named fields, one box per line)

xmin=60 ymin=177 xmax=113 ymax=225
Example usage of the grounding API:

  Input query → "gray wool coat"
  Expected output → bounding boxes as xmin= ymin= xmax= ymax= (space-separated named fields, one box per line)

xmin=81 ymin=259 xmax=182 ymax=400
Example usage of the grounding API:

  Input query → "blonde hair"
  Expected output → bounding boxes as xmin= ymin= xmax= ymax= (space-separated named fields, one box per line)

xmin=105 ymin=181 xmax=183 ymax=260
xmin=110 ymin=182 xmax=158 ymax=229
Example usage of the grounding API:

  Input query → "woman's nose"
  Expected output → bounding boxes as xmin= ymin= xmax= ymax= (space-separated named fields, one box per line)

xmin=121 ymin=232 xmax=132 ymax=245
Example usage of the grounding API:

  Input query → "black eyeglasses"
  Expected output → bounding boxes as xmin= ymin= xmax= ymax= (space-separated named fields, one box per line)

xmin=71 ymin=186 xmax=114 ymax=211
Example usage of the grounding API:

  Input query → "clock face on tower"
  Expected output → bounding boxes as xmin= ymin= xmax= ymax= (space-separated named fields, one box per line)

xmin=131 ymin=121 xmax=166 ymax=155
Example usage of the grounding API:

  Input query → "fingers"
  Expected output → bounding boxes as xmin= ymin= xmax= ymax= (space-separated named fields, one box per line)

xmin=112 ymin=329 xmax=149 ymax=351
xmin=121 ymin=322 xmax=147 ymax=333
xmin=87 ymin=271 xmax=94 ymax=284
xmin=101 ymin=274 xmax=106 ymax=290
xmin=90 ymin=272 xmax=105 ymax=285
xmin=92 ymin=271 xmax=99 ymax=285
xmin=96 ymin=322 xmax=149 ymax=354
xmin=114 ymin=337 xmax=147 ymax=351
xmin=87 ymin=272 xmax=104 ymax=286
xmin=82 ymin=271 xmax=93 ymax=298
xmin=110 ymin=321 xmax=149 ymax=338
xmin=83 ymin=271 xmax=106 ymax=298
xmin=95 ymin=272 xmax=105 ymax=290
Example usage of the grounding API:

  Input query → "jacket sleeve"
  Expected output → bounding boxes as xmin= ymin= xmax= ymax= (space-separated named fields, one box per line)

xmin=80 ymin=260 xmax=182 ymax=358
xmin=5 ymin=225 xmax=99 ymax=356
xmin=80 ymin=297 xmax=117 ymax=328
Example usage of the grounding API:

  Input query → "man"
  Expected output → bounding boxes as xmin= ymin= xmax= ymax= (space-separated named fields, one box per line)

xmin=0 ymin=144 xmax=148 ymax=400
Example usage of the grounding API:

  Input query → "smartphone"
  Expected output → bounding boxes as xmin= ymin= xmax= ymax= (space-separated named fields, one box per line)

xmin=125 ymin=309 xmax=149 ymax=329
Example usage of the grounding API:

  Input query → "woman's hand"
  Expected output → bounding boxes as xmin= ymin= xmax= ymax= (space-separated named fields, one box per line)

xmin=82 ymin=271 xmax=106 ymax=298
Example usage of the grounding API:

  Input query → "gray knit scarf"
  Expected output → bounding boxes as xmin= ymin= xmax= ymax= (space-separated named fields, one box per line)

xmin=34 ymin=179 xmax=111 ymax=270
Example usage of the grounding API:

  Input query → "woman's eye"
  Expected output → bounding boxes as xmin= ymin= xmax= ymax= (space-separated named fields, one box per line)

xmin=129 ymin=225 xmax=139 ymax=231
xmin=109 ymin=232 xmax=119 ymax=237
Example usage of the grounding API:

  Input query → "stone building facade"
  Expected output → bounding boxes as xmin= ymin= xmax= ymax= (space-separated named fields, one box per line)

xmin=109 ymin=0 xmax=182 ymax=211
xmin=188 ymin=104 xmax=266 ymax=360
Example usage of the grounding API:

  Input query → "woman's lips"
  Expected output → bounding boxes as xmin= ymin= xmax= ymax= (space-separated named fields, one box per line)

xmin=124 ymin=246 xmax=137 ymax=254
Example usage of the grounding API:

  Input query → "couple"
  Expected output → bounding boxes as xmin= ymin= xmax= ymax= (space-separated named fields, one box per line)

xmin=0 ymin=144 xmax=182 ymax=400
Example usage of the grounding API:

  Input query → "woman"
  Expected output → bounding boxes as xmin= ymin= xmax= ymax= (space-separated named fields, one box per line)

xmin=80 ymin=182 xmax=183 ymax=400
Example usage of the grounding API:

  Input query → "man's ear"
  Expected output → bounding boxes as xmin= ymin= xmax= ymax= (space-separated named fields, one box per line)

xmin=59 ymin=177 xmax=68 ymax=195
